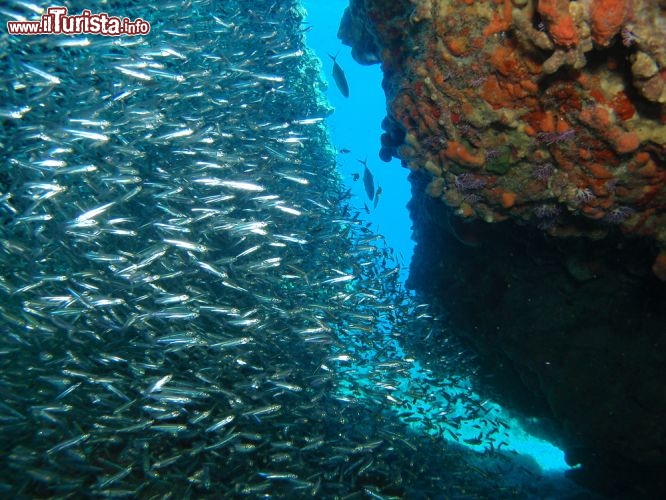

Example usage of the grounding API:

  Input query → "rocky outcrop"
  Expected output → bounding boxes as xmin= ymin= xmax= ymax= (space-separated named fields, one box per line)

xmin=407 ymin=170 xmax=666 ymax=496
xmin=340 ymin=0 xmax=665 ymax=278
xmin=340 ymin=0 xmax=666 ymax=495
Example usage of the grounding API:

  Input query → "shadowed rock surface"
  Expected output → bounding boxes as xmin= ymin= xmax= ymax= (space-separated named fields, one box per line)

xmin=339 ymin=0 xmax=666 ymax=496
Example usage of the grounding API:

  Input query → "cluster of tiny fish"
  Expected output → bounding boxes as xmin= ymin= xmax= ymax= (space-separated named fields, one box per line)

xmin=0 ymin=1 xmax=587 ymax=498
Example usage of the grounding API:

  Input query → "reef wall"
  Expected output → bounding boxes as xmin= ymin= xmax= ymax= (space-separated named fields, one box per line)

xmin=340 ymin=0 xmax=665 ymax=277
xmin=340 ymin=0 xmax=666 ymax=495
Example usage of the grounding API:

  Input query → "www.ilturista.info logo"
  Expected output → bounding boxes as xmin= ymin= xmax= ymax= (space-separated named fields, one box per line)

xmin=6 ymin=6 xmax=150 ymax=36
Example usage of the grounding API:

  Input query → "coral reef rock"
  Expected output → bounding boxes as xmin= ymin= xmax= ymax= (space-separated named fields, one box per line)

xmin=341 ymin=0 xmax=666 ymax=496
xmin=340 ymin=0 xmax=665 ymax=277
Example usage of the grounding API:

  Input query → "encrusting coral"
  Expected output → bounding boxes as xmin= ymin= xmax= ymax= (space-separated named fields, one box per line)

xmin=340 ymin=0 xmax=666 ymax=278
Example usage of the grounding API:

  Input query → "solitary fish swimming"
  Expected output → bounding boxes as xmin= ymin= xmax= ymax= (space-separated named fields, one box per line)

xmin=359 ymin=159 xmax=375 ymax=201
xmin=374 ymin=185 xmax=383 ymax=209
xmin=328 ymin=53 xmax=349 ymax=98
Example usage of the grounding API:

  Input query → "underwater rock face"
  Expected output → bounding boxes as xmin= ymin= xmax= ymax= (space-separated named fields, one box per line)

xmin=341 ymin=0 xmax=666 ymax=494
xmin=406 ymin=170 xmax=666 ymax=496
xmin=341 ymin=0 xmax=665 ymax=278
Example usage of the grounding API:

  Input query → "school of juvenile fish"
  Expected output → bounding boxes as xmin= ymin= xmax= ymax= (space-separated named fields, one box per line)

xmin=0 ymin=0 xmax=594 ymax=498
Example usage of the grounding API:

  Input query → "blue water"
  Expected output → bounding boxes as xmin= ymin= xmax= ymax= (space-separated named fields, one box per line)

xmin=302 ymin=0 xmax=571 ymax=475
xmin=302 ymin=0 xmax=414 ymax=282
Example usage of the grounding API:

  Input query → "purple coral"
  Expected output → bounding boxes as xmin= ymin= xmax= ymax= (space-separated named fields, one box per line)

xmin=458 ymin=121 xmax=478 ymax=140
xmin=604 ymin=206 xmax=635 ymax=224
xmin=534 ymin=203 xmax=560 ymax=219
xmin=621 ymin=27 xmax=638 ymax=47
xmin=605 ymin=178 xmax=619 ymax=193
xmin=485 ymin=148 xmax=501 ymax=161
xmin=422 ymin=136 xmax=445 ymax=149
xmin=573 ymin=187 xmax=596 ymax=205
xmin=455 ymin=173 xmax=486 ymax=192
xmin=470 ymin=76 xmax=486 ymax=88
xmin=462 ymin=193 xmax=482 ymax=204
xmin=536 ymin=129 xmax=575 ymax=146
xmin=534 ymin=203 xmax=560 ymax=230
xmin=532 ymin=162 xmax=555 ymax=182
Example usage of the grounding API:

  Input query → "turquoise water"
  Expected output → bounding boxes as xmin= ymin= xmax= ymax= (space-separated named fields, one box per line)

xmin=302 ymin=0 xmax=414 ymax=280
xmin=301 ymin=0 xmax=570 ymax=476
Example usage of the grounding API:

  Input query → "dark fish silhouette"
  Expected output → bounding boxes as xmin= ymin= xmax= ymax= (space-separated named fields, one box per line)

xmin=374 ymin=186 xmax=383 ymax=209
xmin=328 ymin=53 xmax=349 ymax=98
xmin=339 ymin=148 xmax=351 ymax=154
xmin=352 ymin=173 xmax=360 ymax=182
xmin=361 ymin=161 xmax=375 ymax=201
